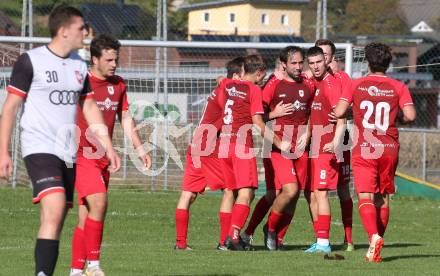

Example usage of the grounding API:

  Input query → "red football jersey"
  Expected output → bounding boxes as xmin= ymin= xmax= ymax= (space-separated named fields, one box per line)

xmin=332 ymin=70 xmax=352 ymax=144
xmin=189 ymin=81 xmax=224 ymax=156
xmin=217 ymin=79 xmax=264 ymax=147
xmin=262 ymin=76 xmax=315 ymax=145
xmin=310 ymin=73 xmax=342 ymax=154
xmin=77 ymin=72 xmax=129 ymax=163
xmin=340 ymin=74 xmax=413 ymax=156
xmin=333 ymin=70 xmax=351 ymax=96
xmin=261 ymin=73 xmax=276 ymax=90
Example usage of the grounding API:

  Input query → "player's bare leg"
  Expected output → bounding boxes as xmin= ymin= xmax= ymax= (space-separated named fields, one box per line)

xmin=266 ymin=183 xmax=299 ymax=250
xmin=175 ymin=191 xmax=197 ymax=250
xmin=358 ymin=192 xmax=384 ymax=262
xmin=337 ymin=183 xmax=354 ymax=251
xmin=304 ymin=190 xmax=319 ymax=242
xmin=37 ymin=193 xmax=68 ymax=276
xmin=374 ymin=193 xmax=390 ymax=237
xmin=226 ymin=188 xmax=255 ymax=250
xmin=218 ymin=188 xmax=234 ymax=250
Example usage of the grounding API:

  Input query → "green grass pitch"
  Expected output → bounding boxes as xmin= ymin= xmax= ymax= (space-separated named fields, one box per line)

xmin=0 ymin=187 xmax=439 ymax=275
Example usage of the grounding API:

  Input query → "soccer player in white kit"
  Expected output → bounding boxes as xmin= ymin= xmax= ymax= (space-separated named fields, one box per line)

xmin=0 ymin=5 xmax=120 ymax=276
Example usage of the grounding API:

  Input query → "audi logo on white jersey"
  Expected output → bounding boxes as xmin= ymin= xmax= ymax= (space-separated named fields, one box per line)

xmin=49 ymin=90 xmax=80 ymax=105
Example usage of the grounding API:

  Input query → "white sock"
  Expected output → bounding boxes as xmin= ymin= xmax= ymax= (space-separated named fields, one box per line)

xmin=317 ymin=238 xmax=329 ymax=246
xmin=87 ymin=260 xmax=100 ymax=268
xmin=70 ymin=268 xmax=83 ymax=275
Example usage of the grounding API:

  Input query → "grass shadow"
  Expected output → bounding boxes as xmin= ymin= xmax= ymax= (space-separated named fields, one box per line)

xmin=333 ymin=243 xmax=423 ymax=250
xmin=382 ymin=254 xmax=440 ymax=262
xmin=251 ymin=244 xmax=313 ymax=251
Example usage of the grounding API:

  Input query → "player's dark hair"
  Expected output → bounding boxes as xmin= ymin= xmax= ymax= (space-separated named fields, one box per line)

xmin=90 ymin=34 xmax=121 ymax=64
xmin=365 ymin=42 xmax=392 ymax=73
xmin=244 ymin=54 xmax=267 ymax=74
xmin=48 ymin=5 xmax=84 ymax=38
xmin=226 ymin=56 xmax=245 ymax=78
xmin=306 ymin=46 xmax=324 ymax=59
xmin=279 ymin=46 xmax=304 ymax=63
xmin=315 ymin=39 xmax=336 ymax=55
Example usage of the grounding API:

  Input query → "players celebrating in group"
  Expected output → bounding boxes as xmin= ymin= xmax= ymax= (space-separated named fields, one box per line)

xmin=0 ymin=5 xmax=415 ymax=272
xmin=175 ymin=41 xmax=415 ymax=263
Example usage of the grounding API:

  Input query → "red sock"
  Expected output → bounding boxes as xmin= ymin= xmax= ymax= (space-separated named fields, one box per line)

xmin=313 ymin=220 xmax=318 ymax=238
xmin=377 ymin=207 xmax=389 ymax=237
xmin=175 ymin=208 xmax=189 ymax=248
xmin=245 ymin=197 xmax=271 ymax=235
xmin=316 ymin=215 xmax=331 ymax=239
xmin=71 ymin=226 xmax=86 ymax=269
xmin=229 ymin=204 xmax=250 ymax=242
xmin=84 ymin=217 xmax=104 ymax=261
xmin=358 ymin=199 xmax=378 ymax=240
xmin=267 ymin=211 xmax=283 ymax=232
xmin=277 ymin=213 xmax=293 ymax=244
xmin=219 ymin=212 xmax=232 ymax=245
xmin=340 ymin=199 xmax=353 ymax=244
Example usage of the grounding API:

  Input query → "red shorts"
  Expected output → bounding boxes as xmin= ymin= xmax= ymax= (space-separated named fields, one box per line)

xmin=75 ymin=156 xmax=110 ymax=205
xmin=310 ymin=154 xmax=339 ymax=191
xmin=352 ymin=155 xmax=398 ymax=195
xmin=268 ymin=151 xmax=309 ymax=190
xmin=221 ymin=144 xmax=258 ymax=190
xmin=338 ymin=150 xmax=351 ymax=187
xmin=181 ymin=151 xmax=224 ymax=193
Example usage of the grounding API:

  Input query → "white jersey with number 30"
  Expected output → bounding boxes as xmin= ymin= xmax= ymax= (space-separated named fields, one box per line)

xmin=6 ymin=46 xmax=93 ymax=161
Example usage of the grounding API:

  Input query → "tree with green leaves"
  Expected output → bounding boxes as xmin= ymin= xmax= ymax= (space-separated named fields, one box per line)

xmin=341 ymin=0 xmax=408 ymax=35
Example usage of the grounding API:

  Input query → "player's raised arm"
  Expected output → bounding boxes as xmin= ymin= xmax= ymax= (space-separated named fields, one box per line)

xmin=398 ymin=84 xmax=416 ymax=123
xmin=401 ymin=106 xmax=416 ymax=123
xmin=334 ymin=100 xmax=350 ymax=119
xmin=334 ymin=75 xmax=353 ymax=119
xmin=261 ymin=77 xmax=294 ymax=121
xmin=252 ymin=114 xmax=289 ymax=152
xmin=323 ymin=117 xmax=346 ymax=154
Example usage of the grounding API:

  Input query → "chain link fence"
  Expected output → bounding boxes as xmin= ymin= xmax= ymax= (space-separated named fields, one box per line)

xmin=0 ymin=0 xmax=439 ymax=190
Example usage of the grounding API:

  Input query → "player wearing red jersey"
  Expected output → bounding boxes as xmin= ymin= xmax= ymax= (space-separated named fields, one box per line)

xmin=335 ymin=42 xmax=415 ymax=262
xmin=262 ymin=46 xmax=315 ymax=250
xmin=174 ymin=57 xmax=244 ymax=251
xmin=315 ymin=39 xmax=354 ymax=251
xmin=304 ymin=47 xmax=346 ymax=253
xmin=242 ymin=47 xmax=314 ymax=251
xmin=242 ymin=57 xmax=295 ymax=249
xmin=218 ymin=55 xmax=287 ymax=250
xmin=70 ymin=35 xmax=151 ymax=276
xmin=1 ymin=7 xmax=120 ymax=276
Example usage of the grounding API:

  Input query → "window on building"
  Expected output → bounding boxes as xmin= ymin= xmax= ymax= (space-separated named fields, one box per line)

xmin=203 ymin=12 xmax=209 ymax=23
xmin=261 ymin=13 xmax=269 ymax=25
xmin=229 ymin=13 xmax=236 ymax=23
xmin=281 ymin=14 xmax=288 ymax=25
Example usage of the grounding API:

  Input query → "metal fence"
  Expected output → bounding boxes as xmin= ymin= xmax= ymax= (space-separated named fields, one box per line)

xmin=0 ymin=36 xmax=439 ymax=192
